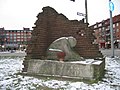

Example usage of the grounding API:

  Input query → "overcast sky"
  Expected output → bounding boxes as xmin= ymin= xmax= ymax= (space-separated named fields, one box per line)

xmin=0 ymin=0 xmax=120 ymax=30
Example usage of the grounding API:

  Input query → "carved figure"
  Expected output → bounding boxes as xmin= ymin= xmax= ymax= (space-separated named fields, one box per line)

xmin=46 ymin=36 xmax=84 ymax=61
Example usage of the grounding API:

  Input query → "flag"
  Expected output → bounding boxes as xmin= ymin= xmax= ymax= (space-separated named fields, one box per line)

xmin=70 ymin=0 xmax=75 ymax=2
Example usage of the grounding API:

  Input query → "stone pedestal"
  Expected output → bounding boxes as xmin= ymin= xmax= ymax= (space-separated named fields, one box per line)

xmin=23 ymin=59 xmax=105 ymax=81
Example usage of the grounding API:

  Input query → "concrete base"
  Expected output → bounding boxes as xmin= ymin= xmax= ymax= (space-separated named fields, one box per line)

xmin=23 ymin=59 xmax=105 ymax=81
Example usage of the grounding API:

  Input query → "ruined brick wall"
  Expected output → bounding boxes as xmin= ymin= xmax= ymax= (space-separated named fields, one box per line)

xmin=26 ymin=6 xmax=103 ymax=59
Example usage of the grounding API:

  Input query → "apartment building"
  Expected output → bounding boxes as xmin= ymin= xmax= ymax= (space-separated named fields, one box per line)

xmin=0 ymin=27 xmax=32 ymax=50
xmin=90 ymin=14 xmax=120 ymax=49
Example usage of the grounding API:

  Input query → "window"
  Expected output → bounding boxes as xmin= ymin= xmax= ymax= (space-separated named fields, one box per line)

xmin=10 ymin=34 xmax=12 ymax=36
xmin=99 ymin=28 xmax=102 ymax=31
xmin=17 ymin=33 xmax=20 ymax=35
xmin=14 ymin=36 xmax=16 ymax=39
xmin=6 ymin=33 xmax=9 ymax=35
xmin=116 ymin=23 xmax=119 ymax=27
xmin=113 ymin=24 xmax=115 ymax=28
xmin=17 ymin=36 xmax=20 ymax=38
xmin=113 ymin=29 xmax=116 ymax=33
xmin=17 ymin=39 xmax=20 ymax=41
xmin=21 ymin=36 xmax=24 ymax=38
xmin=24 ymin=31 xmax=26 ymax=33
xmin=21 ymin=32 xmax=23 ymax=35
xmin=94 ymin=25 xmax=97 ymax=28
xmin=14 ymin=39 xmax=16 ymax=42
xmin=24 ymin=36 xmax=26 ymax=38
xmin=116 ymin=29 xmax=119 ymax=32
xmin=21 ymin=39 xmax=23 ymax=41
xmin=24 ymin=39 xmax=27 ymax=41
xmin=98 ymin=23 xmax=102 ymax=27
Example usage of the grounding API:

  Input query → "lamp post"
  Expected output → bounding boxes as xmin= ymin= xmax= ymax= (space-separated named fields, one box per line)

xmin=109 ymin=0 xmax=114 ymax=58
xmin=70 ymin=0 xmax=88 ymax=24
xmin=85 ymin=0 xmax=88 ymax=24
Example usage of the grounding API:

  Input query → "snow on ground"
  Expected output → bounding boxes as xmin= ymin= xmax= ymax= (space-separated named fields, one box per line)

xmin=0 ymin=56 xmax=120 ymax=90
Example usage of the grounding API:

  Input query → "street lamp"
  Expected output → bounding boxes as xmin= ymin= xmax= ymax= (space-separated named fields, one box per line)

xmin=85 ymin=0 xmax=88 ymax=24
xmin=70 ymin=0 xmax=88 ymax=24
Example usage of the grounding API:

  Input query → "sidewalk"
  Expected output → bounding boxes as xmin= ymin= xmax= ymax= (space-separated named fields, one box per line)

xmin=0 ymin=50 xmax=26 ymax=57
xmin=100 ymin=49 xmax=120 ymax=57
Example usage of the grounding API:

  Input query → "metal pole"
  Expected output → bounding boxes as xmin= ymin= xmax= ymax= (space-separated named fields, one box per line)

xmin=109 ymin=0 xmax=114 ymax=58
xmin=71 ymin=0 xmax=88 ymax=24
xmin=85 ymin=0 xmax=88 ymax=24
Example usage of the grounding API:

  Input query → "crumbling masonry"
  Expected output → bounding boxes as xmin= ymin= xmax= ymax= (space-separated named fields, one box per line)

xmin=23 ymin=6 xmax=103 ymax=71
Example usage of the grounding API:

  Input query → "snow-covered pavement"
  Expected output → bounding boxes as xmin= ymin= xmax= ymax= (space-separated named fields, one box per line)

xmin=0 ymin=50 xmax=26 ymax=57
xmin=0 ymin=56 xmax=120 ymax=90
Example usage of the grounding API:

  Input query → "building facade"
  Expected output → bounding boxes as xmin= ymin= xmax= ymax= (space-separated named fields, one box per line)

xmin=90 ymin=14 xmax=120 ymax=49
xmin=0 ymin=27 xmax=32 ymax=50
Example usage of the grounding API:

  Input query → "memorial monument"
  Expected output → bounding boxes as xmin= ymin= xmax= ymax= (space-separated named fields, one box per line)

xmin=46 ymin=36 xmax=84 ymax=61
xmin=22 ymin=6 xmax=105 ymax=82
